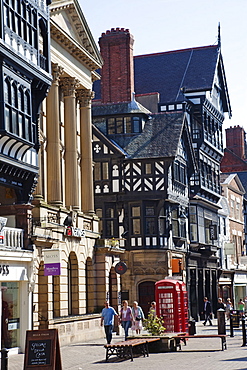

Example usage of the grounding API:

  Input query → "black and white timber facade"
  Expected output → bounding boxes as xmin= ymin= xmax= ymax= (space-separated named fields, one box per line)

xmin=92 ymin=28 xmax=231 ymax=318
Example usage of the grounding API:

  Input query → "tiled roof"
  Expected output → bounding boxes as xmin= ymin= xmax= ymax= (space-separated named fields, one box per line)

xmin=93 ymin=45 xmax=219 ymax=104
xmin=134 ymin=45 xmax=219 ymax=103
xmin=124 ymin=112 xmax=185 ymax=159
xmin=92 ymin=100 xmax=151 ymax=116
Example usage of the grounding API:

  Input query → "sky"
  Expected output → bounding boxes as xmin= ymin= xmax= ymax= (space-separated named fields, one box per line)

xmin=80 ymin=0 xmax=247 ymax=133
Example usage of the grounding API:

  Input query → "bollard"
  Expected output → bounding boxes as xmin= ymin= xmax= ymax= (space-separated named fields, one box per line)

xmin=1 ymin=348 xmax=8 ymax=370
xmin=230 ymin=312 xmax=234 ymax=337
xmin=217 ymin=309 xmax=226 ymax=335
xmin=241 ymin=315 xmax=247 ymax=346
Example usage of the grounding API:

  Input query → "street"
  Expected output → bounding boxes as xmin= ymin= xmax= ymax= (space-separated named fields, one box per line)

xmin=8 ymin=319 xmax=247 ymax=370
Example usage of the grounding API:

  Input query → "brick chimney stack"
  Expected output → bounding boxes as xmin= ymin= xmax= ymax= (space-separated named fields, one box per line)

xmin=99 ymin=28 xmax=134 ymax=104
xmin=225 ymin=125 xmax=246 ymax=160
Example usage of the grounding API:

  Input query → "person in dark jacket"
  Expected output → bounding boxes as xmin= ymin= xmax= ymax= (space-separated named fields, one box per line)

xmin=202 ymin=297 xmax=212 ymax=326
xmin=217 ymin=298 xmax=226 ymax=310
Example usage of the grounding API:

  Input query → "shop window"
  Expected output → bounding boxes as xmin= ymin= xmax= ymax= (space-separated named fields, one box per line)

xmin=1 ymin=282 xmax=20 ymax=348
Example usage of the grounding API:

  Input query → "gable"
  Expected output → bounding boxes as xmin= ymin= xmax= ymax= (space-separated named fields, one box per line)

xmin=50 ymin=0 xmax=102 ymax=71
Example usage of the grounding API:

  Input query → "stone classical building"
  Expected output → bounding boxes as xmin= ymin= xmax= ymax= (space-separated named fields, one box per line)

xmin=29 ymin=0 xmax=123 ymax=346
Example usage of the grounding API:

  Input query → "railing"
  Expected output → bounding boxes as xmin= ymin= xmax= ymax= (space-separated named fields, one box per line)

xmin=0 ymin=227 xmax=24 ymax=249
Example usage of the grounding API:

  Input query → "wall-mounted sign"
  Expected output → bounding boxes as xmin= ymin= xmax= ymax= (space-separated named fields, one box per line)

xmin=44 ymin=250 xmax=61 ymax=276
xmin=224 ymin=243 xmax=235 ymax=255
xmin=64 ymin=226 xmax=85 ymax=238
xmin=115 ymin=262 xmax=127 ymax=275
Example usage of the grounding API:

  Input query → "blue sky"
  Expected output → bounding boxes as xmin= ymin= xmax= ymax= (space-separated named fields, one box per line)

xmin=81 ymin=0 xmax=247 ymax=132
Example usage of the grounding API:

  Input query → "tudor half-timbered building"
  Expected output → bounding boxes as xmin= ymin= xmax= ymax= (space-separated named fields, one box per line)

xmin=0 ymin=0 xmax=51 ymax=352
xmin=92 ymin=27 xmax=232 ymax=319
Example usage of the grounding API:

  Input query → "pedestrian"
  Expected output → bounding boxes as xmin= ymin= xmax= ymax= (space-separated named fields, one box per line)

xmin=238 ymin=298 xmax=245 ymax=316
xmin=225 ymin=298 xmax=233 ymax=320
xmin=101 ymin=301 xmax=118 ymax=344
xmin=119 ymin=300 xmax=133 ymax=341
xmin=149 ymin=301 xmax=156 ymax=317
xmin=217 ymin=298 xmax=225 ymax=310
xmin=131 ymin=301 xmax=145 ymax=334
xmin=202 ymin=297 xmax=212 ymax=326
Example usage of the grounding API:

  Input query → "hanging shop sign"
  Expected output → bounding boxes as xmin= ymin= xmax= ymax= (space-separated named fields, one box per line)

xmin=115 ymin=262 xmax=127 ymax=275
xmin=64 ymin=226 xmax=85 ymax=238
xmin=209 ymin=224 xmax=217 ymax=240
xmin=44 ymin=250 xmax=61 ymax=276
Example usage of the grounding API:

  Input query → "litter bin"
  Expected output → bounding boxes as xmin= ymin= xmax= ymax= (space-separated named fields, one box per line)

xmin=231 ymin=310 xmax=240 ymax=328
xmin=188 ymin=319 xmax=196 ymax=335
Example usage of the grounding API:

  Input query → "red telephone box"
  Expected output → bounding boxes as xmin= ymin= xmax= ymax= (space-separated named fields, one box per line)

xmin=155 ymin=279 xmax=188 ymax=333
xmin=177 ymin=280 xmax=188 ymax=333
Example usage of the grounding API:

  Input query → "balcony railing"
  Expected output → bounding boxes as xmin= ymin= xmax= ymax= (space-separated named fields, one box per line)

xmin=0 ymin=227 xmax=24 ymax=249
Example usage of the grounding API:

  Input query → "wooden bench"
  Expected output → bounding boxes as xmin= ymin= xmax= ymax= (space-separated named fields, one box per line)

xmin=176 ymin=334 xmax=227 ymax=351
xmin=104 ymin=337 xmax=160 ymax=362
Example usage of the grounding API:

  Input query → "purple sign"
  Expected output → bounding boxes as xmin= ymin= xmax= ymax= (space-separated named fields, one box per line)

xmin=44 ymin=263 xmax=61 ymax=276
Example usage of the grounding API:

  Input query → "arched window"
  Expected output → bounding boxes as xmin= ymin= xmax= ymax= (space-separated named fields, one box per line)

xmin=68 ymin=252 xmax=79 ymax=315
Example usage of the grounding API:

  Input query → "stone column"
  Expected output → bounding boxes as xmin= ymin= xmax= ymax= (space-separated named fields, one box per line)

xmin=77 ymin=89 xmax=95 ymax=215
xmin=60 ymin=77 xmax=79 ymax=210
xmin=46 ymin=64 xmax=64 ymax=206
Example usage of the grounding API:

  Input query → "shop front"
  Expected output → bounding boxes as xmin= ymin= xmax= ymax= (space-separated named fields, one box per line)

xmin=0 ymin=251 xmax=33 ymax=353
xmin=234 ymin=272 xmax=247 ymax=309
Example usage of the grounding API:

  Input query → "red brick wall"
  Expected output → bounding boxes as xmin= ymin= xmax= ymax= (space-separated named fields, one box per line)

xmin=225 ymin=125 xmax=246 ymax=160
xmin=99 ymin=28 xmax=134 ymax=104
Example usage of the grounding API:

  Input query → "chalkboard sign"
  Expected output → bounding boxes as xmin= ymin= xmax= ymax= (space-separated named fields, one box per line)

xmin=24 ymin=329 xmax=62 ymax=370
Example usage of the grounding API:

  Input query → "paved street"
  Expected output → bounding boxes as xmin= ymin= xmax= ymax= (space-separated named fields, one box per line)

xmin=8 ymin=320 xmax=247 ymax=370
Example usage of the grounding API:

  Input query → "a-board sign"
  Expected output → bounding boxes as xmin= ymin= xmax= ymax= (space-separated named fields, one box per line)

xmin=23 ymin=329 xmax=62 ymax=370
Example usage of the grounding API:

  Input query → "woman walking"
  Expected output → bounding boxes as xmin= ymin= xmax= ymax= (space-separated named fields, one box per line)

xmin=119 ymin=300 xmax=133 ymax=341
xmin=131 ymin=301 xmax=145 ymax=334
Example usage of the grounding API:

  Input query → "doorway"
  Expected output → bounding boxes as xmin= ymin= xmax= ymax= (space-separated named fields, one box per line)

xmin=138 ymin=281 xmax=155 ymax=317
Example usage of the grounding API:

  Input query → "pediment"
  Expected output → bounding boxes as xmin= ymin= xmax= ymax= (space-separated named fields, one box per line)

xmin=49 ymin=0 xmax=102 ymax=71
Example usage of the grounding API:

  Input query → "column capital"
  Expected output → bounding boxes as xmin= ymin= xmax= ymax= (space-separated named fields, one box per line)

xmin=51 ymin=63 xmax=64 ymax=83
xmin=77 ymin=89 xmax=95 ymax=108
xmin=60 ymin=77 xmax=80 ymax=97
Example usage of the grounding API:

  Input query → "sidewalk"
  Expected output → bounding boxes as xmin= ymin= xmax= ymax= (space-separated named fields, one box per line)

xmin=8 ymin=319 xmax=247 ymax=369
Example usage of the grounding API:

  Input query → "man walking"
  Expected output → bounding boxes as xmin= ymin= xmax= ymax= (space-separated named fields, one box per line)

xmin=203 ymin=297 xmax=212 ymax=326
xmin=101 ymin=301 xmax=118 ymax=344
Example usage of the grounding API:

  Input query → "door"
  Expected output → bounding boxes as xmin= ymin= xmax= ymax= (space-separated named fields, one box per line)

xmin=138 ymin=281 xmax=155 ymax=317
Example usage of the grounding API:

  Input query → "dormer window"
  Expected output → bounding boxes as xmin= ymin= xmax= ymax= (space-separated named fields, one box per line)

xmin=106 ymin=116 xmax=143 ymax=135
